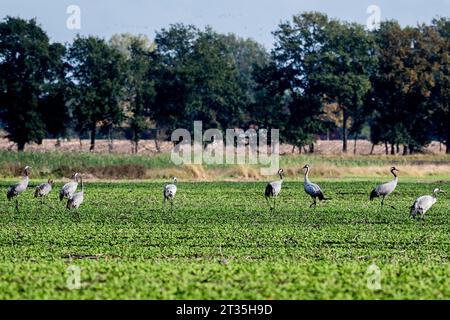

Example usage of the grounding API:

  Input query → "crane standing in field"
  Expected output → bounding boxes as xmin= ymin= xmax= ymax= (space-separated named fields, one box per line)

xmin=7 ymin=166 xmax=31 ymax=211
xmin=66 ymin=174 xmax=84 ymax=210
xmin=59 ymin=172 xmax=79 ymax=201
xmin=265 ymin=168 xmax=284 ymax=211
xmin=370 ymin=167 xmax=399 ymax=210
xmin=303 ymin=164 xmax=329 ymax=208
xmin=163 ymin=177 xmax=177 ymax=210
xmin=410 ymin=188 xmax=444 ymax=220
xmin=35 ymin=179 xmax=54 ymax=204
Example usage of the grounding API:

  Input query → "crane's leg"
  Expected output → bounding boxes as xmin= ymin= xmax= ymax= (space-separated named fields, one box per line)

xmin=170 ymin=199 xmax=174 ymax=211
xmin=163 ymin=197 xmax=166 ymax=210
xmin=15 ymin=198 xmax=19 ymax=212
xmin=265 ymin=197 xmax=271 ymax=211
xmin=45 ymin=196 xmax=54 ymax=209
xmin=273 ymin=197 xmax=276 ymax=212
xmin=310 ymin=197 xmax=316 ymax=208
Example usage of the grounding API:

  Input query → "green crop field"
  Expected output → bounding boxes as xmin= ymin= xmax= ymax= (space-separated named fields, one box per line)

xmin=0 ymin=179 xmax=448 ymax=299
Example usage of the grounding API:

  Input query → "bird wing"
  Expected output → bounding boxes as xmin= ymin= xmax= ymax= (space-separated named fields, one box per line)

xmin=72 ymin=193 xmax=84 ymax=207
xmin=61 ymin=182 xmax=77 ymax=195
xmin=268 ymin=180 xmax=282 ymax=197
xmin=304 ymin=182 xmax=322 ymax=196
xmin=375 ymin=179 xmax=398 ymax=195
xmin=416 ymin=195 xmax=435 ymax=213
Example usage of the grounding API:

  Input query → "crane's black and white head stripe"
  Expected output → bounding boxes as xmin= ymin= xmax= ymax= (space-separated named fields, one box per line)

xmin=24 ymin=166 xmax=31 ymax=175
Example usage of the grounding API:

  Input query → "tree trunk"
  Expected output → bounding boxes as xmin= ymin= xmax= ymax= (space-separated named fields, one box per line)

xmin=342 ymin=109 xmax=348 ymax=153
xmin=390 ymin=143 xmax=395 ymax=155
xmin=447 ymin=132 xmax=450 ymax=154
xmin=134 ymin=140 xmax=139 ymax=154
xmin=384 ymin=142 xmax=388 ymax=155
xmin=353 ymin=136 xmax=358 ymax=155
xmin=396 ymin=143 xmax=400 ymax=154
xmin=17 ymin=141 xmax=25 ymax=152
xmin=403 ymin=145 xmax=408 ymax=155
xmin=90 ymin=123 xmax=96 ymax=152
xmin=370 ymin=143 xmax=375 ymax=155
xmin=292 ymin=145 xmax=295 ymax=154
xmin=309 ymin=143 xmax=314 ymax=153
xmin=108 ymin=129 xmax=113 ymax=153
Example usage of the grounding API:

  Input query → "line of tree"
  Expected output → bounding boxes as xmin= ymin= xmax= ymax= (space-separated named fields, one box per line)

xmin=0 ymin=13 xmax=448 ymax=153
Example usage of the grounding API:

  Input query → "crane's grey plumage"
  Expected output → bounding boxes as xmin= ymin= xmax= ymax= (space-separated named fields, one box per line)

xmin=265 ymin=168 xmax=284 ymax=211
xmin=7 ymin=166 xmax=31 ymax=211
xmin=66 ymin=174 xmax=84 ymax=210
xmin=60 ymin=172 xmax=78 ymax=201
xmin=303 ymin=164 xmax=328 ymax=208
xmin=370 ymin=167 xmax=399 ymax=209
xmin=410 ymin=188 xmax=444 ymax=220
xmin=35 ymin=179 xmax=54 ymax=202
xmin=163 ymin=177 xmax=177 ymax=209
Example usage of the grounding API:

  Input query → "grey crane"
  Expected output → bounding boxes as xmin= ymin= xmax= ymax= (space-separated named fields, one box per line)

xmin=7 ymin=166 xmax=31 ymax=211
xmin=35 ymin=179 xmax=54 ymax=203
xmin=66 ymin=174 xmax=84 ymax=210
xmin=60 ymin=172 xmax=79 ymax=201
xmin=264 ymin=168 xmax=284 ymax=211
xmin=163 ymin=177 xmax=177 ymax=209
xmin=303 ymin=164 xmax=328 ymax=208
xmin=410 ymin=188 xmax=444 ymax=220
xmin=370 ymin=167 xmax=399 ymax=209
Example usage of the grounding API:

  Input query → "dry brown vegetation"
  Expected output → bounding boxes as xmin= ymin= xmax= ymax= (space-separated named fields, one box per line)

xmin=0 ymin=138 xmax=447 ymax=155
xmin=1 ymin=138 xmax=449 ymax=180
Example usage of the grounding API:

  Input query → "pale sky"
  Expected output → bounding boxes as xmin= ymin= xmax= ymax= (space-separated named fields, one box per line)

xmin=1 ymin=0 xmax=449 ymax=48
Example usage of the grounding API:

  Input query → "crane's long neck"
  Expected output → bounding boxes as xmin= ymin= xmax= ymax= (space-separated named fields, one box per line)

xmin=391 ymin=170 xmax=397 ymax=179
xmin=22 ymin=169 xmax=29 ymax=184
xmin=278 ymin=172 xmax=283 ymax=181
xmin=391 ymin=171 xmax=398 ymax=184
xmin=304 ymin=168 xmax=310 ymax=183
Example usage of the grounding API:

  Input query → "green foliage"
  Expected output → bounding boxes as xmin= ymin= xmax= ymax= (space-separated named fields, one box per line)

xmin=369 ymin=20 xmax=449 ymax=154
xmin=0 ymin=180 xmax=448 ymax=299
xmin=152 ymin=24 xmax=246 ymax=133
xmin=430 ymin=18 xmax=450 ymax=153
xmin=110 ymin=34 xmax=156 ymax=152
xmin=68 ymin=36 xmax=127 ymax=151
xmin=0 ymin=17 xmax=63 ymax=150
xmin=0 ymin=14 xmax=449 ymax=153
